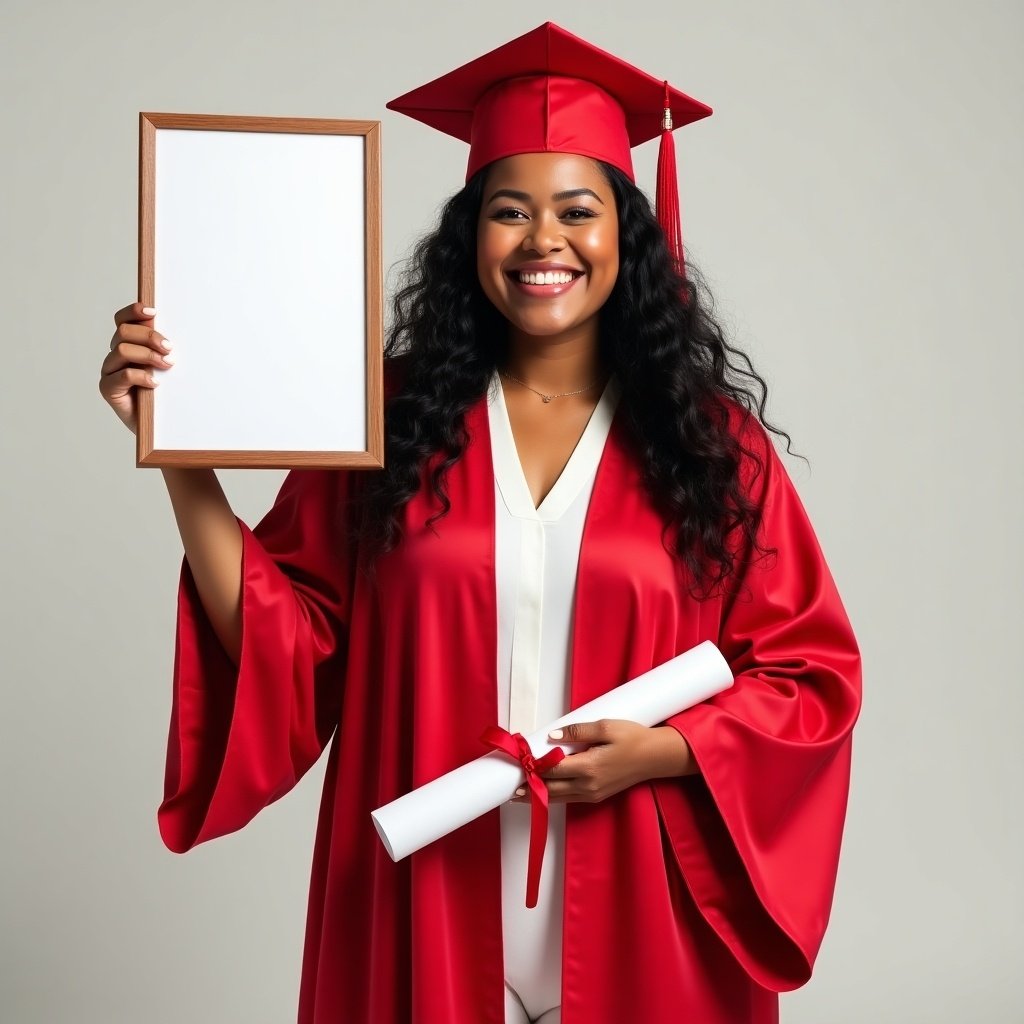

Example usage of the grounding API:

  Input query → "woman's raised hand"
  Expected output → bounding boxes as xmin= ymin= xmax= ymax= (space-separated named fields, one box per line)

xmin=98 ymin=302 xmax=174 ymax=436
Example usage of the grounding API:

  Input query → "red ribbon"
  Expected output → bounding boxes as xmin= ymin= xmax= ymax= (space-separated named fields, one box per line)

xmin=479 ymin=725 xmax=565 ymax=908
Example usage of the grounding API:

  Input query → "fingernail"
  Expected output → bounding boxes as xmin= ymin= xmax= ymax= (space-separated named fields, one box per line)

xmin=549 ymin=729 xmax=563 ymax=740
xmin=515 ymin=787 xmax=526 ymax=797
xmin=142 ymin=306 xmax=156 ymax=316
xmin=162 ymin=352 xmax=175 ymax=364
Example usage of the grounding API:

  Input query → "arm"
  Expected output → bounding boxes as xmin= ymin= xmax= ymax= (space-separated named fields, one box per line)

xmin=160 ymin=468 xmax=243 ymax=664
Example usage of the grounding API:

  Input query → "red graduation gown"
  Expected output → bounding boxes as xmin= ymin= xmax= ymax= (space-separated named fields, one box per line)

xmin=158 ymin=362 xmax=862 ymax=1023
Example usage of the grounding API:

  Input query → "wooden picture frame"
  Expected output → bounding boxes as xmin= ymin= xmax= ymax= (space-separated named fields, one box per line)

xmin=136 ymin=111 xmax=383 ymax=469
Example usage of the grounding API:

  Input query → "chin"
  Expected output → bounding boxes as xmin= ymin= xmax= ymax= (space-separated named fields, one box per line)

xmin=507 ymin=313 xmax=583 ymax=337
xmin=497 ymin=298 xmax=584 ymax=333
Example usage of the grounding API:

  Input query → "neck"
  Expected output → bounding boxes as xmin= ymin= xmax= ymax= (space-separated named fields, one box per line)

xmin=501 ymin=323 xmax=608 ymax=395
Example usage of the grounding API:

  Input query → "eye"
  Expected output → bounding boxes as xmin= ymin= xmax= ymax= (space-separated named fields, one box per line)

xmin=562 ymin=207 xmax=598 ymax=220
xmin=492 ymin=206 xmax=528 ymax=220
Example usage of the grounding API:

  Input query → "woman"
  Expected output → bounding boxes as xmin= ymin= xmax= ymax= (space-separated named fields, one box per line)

xmin=99 ymin=23 xmax=862 ymax=1024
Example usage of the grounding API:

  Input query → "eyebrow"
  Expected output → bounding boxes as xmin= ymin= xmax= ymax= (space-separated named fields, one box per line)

xmin=485 ymin=187 xmax=605 ymax=206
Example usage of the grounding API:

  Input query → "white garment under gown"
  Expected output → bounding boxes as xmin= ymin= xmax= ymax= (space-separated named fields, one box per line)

xmin=486 ymin=368 xmax=623 ymax=1024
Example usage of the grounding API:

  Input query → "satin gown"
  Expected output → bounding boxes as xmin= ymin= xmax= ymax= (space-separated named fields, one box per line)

xmin=157 ymin=354 xmax=862 ymax=1023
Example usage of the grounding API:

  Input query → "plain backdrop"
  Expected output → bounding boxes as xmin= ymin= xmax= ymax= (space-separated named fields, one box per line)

xmin=2 ymin=1 xmax=1021 ymax=1021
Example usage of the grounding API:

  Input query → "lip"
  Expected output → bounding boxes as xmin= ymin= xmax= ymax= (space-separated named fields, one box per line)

xmin=505 ymin=263 xmax=586 ymax=299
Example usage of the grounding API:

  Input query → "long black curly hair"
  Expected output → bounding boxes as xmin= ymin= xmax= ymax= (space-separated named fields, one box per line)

xmin=352 ymin=159 xmax=802 ymax=600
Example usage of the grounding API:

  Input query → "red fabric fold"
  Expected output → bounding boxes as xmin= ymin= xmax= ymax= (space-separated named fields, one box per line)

xmin=479 ymin=725 xmax=565 ymax=907
xmin=157 ymin=469 xmax=357 ymax=853
xmin=652 ymin=408 xmax=862 ymax=991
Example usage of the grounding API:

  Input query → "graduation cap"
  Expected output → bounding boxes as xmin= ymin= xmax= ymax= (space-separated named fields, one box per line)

xmin=386 ymin=21 xmax=712 ymax=278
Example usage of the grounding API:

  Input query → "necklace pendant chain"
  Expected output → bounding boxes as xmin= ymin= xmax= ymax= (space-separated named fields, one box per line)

xmin=500 ymin=369 xmax=602 ymax=402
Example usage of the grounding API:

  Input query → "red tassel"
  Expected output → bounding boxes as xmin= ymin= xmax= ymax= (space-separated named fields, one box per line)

xmin=656 ymin=81 xmax=686 ymax=282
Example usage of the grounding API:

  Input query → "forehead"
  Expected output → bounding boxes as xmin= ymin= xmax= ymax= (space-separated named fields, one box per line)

xmin=482 ymin=153 xmax=609 ymax=195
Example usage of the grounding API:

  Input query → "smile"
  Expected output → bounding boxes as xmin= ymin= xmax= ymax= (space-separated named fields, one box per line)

xmin=506 ymin=269 xmax=585 ymax=297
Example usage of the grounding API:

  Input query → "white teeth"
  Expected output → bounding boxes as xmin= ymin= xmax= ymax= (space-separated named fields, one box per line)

xmin=517 ymin=270 xmax=577 ymax=285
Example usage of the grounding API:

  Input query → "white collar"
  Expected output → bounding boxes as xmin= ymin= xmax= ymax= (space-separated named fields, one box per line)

xmin=486 ymin=367 xmax=621 ymax=522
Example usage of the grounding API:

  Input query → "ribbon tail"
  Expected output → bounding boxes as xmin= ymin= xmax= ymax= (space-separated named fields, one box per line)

xmin=479 ymin=726 xmax=565 ymax=908
xmin=524 ymin=773 xmax=551 ymax=909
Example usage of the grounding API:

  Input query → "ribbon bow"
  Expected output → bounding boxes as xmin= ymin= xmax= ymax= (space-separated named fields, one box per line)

xmin=479 ymin=725 xmax=566 ymax=908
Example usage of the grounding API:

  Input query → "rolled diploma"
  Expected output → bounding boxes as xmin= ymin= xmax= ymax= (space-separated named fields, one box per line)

xmin=371 ymin=639 xmax=733 ymax=862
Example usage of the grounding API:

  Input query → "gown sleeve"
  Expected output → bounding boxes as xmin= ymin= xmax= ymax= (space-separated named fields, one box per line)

xmin=157 ymin=468 xmax=357 ymax=854
xmin=652 ymin=409 xmax=863 ymax=992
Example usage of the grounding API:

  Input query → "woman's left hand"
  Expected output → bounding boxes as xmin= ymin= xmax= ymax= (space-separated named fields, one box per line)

xmin=511 ymin=719 xmax=698 ymax=805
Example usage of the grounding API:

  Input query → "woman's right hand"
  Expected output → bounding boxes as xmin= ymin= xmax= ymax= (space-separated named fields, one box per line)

xmin=99 ymin=302 xmax=175 ymax=436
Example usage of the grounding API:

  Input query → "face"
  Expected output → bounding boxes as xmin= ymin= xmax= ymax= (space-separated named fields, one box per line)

xmin=476 ymin=152 xmax=619 ymax=340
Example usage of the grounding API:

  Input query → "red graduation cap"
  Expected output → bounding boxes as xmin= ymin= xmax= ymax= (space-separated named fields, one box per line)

xmin=386 ymin=21 xmax=712 ymax=278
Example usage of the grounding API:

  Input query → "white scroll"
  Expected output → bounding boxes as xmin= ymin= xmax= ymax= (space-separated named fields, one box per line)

xmin=371 ymin=639 xmax=733 ymax=861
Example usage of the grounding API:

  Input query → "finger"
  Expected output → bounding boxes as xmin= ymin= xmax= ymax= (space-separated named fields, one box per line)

xmin=106 ymin=333 xmax=173 ymax=367
xmin=109 ymin=321 xmax=171 ymax=353
xmin=549 ymin=719 xmax=613 ymax=746
xmin=539 ymin=749 xmax=597 ymax=779
xmin=113 ymin=301 xmax=156 ymax=327
xmin=103 ymin=338 xmax=174 ymax=376
xmin=545 ymin=780 xmax=600 ymax=803
xmin=511 ymin=790 xmax=569 ymax=804
xmin=510 ymin=779 xmax=599 ymax=803
xmin=98 ymin=365 xmax=162 ymax=401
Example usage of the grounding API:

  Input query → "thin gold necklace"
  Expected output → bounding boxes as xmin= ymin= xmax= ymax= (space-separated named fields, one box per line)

xmin=499 ymin=369 xmax=604 ymax=403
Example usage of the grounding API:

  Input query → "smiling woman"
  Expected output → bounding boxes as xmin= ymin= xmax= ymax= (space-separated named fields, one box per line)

xmin=153 ymin=20 xmax=862 ymax=1024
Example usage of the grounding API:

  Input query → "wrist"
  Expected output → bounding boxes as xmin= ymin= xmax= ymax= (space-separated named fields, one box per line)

xmin=650 ymin=725 xmax=699 ymax=778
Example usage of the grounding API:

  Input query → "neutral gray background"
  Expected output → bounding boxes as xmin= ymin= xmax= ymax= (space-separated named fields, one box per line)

xmin=2 ymin=1 xmax=1021 ymax=1021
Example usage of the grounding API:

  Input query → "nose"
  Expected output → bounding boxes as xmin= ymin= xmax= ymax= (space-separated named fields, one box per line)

xmin=522 ymin=211 xmax=564 ymax=255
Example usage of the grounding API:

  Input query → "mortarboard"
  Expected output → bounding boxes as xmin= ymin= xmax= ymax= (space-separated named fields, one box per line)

xmin=385 ymin=21 xmax=712 ymax=279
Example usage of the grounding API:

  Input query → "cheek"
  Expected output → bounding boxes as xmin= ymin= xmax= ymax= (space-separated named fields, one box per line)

xmin=476 ymin=229 xmax=508 ymax=305
xmin=577 ymin=225 xmax=618 ymax=272
xmin=578 ymin=227 xmax=619 ymax=297
xmin=477 ymin=227 xmax=506 ymax=274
